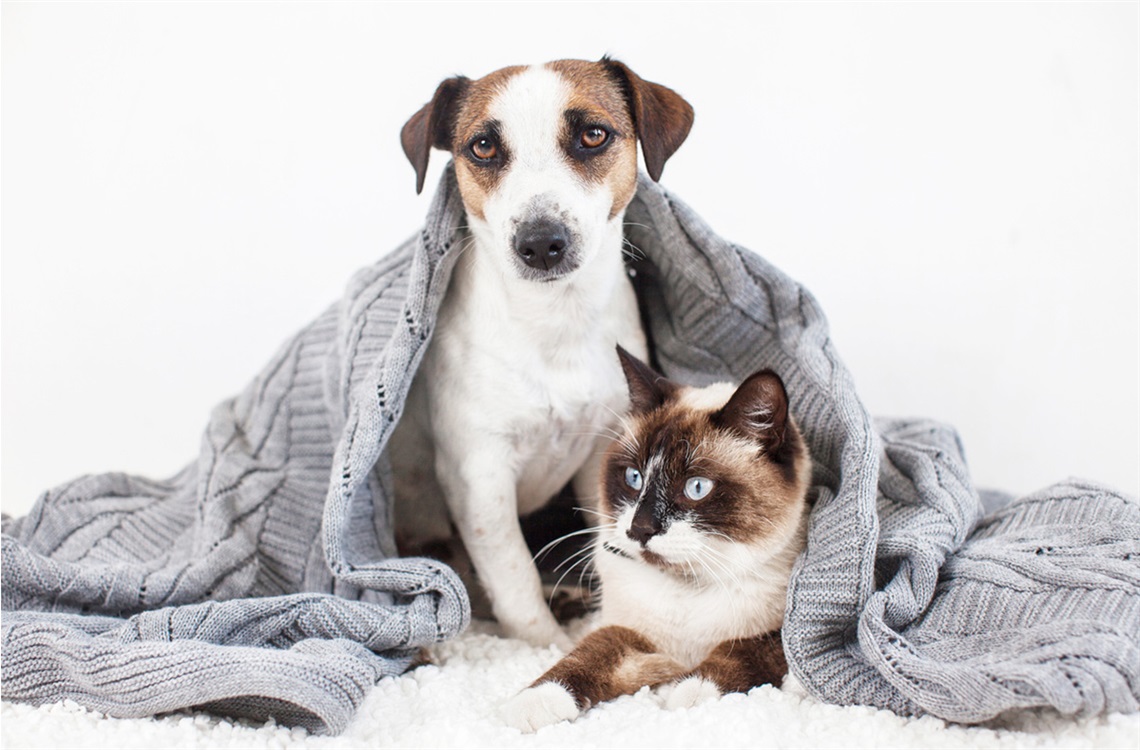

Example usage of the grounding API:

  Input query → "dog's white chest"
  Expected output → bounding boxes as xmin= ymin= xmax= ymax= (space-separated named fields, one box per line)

xmin=500 ymin=355 xmax=624 ymax=512
xmin=433 ymin=312 xmax=635 ymax=511
xmin=410 ymin=238 xmax=646 ymax=515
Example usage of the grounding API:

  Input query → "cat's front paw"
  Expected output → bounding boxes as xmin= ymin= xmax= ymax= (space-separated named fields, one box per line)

xmin=659 ymin=676 xmax=721 ymax=710
xmin=502 ymin=682 xmax=580 ymax=732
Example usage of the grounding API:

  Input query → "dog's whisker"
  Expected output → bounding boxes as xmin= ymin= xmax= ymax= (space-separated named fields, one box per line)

xmin=619 ymin=237 xmax=647 ymax=262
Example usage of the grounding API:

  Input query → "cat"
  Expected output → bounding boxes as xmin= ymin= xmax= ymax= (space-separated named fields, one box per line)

xmin=502 ymin=346 xmax=813 ymax=732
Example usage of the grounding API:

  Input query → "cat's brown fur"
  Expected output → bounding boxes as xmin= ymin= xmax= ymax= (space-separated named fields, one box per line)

xmin=502 ymin=348 xmax=811 ymax=731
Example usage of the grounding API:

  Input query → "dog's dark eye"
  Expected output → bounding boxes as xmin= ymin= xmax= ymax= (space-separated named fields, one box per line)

xmin=580 ymin=127 xmax=608 ymax=149
xmin=470 ymin=137 xmax=498 ymax=161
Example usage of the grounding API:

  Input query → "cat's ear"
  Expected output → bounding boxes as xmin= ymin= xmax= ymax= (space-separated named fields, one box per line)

xmin=616 ymin=346 xmax=677 ymax=413
xmin=716 ymin=369 xmax=790 ymax=452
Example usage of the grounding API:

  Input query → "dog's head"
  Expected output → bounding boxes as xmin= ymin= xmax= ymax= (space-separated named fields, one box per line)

xmin=401 ymin=58 xmax=693 ymax=283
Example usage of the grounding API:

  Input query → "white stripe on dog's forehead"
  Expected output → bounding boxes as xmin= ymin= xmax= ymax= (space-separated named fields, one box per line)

xmin=488 ymin=66 xmax=570 ymax=165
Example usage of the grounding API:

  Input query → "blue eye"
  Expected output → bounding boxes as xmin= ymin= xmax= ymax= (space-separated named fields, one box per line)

xmin=684 ymin=476 xmax=714 ymax=501
xmin=624 ymin=467 xmax=643 ymax=491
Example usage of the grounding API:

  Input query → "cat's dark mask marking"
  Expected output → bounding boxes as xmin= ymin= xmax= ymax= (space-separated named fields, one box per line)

xmin=608 ymin=346 xmax=808 ymax=555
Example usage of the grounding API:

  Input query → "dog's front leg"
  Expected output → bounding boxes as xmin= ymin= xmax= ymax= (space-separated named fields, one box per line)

xmin=571 ymin=446 xmax=607 ymax=524
xmin=437 ymin=458 xmax=573 ymax=650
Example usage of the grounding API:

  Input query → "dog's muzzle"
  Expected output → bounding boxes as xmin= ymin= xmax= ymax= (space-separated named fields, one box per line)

xmin=513 ymin=220 xmax=569 ymax=272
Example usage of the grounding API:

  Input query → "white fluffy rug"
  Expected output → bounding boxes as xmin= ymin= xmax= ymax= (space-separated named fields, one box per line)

xmin=3 ymin=620 xmax=1138 ymax=749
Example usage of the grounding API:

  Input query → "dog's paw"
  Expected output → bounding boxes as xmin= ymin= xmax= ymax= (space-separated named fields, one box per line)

xmin=659 ymin=676 xmax=721 ymax=710
xmin=502 ymin=682 xmax=580 ymax=732
xmin=513 ymin=621 xmax=575 ymax=652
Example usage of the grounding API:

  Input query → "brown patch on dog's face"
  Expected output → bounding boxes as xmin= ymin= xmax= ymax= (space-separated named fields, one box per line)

xmin=401 ymin=60 xmax=692 ymax=284
xmin=402 ymin=59 xmax=690 ymax=222
xmin=444 ymin=60 xmax=640 ymax=222
xmin=547 ymin=60 xmax=639 ymax=219
xmin=447 ymin=65 xmax=526 ymax=221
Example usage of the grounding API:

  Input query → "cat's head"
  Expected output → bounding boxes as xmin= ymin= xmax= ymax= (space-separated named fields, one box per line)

xmin=598 ymin=347 xmax=812 ymax=580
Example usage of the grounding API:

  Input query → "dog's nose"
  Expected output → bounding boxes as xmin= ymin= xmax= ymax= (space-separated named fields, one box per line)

xmin=514 ymin=221 xmax=568 ymax=271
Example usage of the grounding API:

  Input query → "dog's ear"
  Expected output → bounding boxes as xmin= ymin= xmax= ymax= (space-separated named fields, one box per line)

xmin=602 ymin=59 xmax=694 ymax=182
xmin=401 ymin=76 xmax=469 ymax=194
xmin=616 ymin=345 xmax=677 ymax=413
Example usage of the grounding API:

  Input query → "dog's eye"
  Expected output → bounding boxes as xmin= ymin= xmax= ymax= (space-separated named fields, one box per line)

xmin=624 ymin=467 xmax=643 ymax=491
xmin=470 ymin=138 xmax=498 ymax=161
xmin=683 ymin=476 xmax=714 ymax=501
xmin=580 ymin=127 xmax=608 ymax=149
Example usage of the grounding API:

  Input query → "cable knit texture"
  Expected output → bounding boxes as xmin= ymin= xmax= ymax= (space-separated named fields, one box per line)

xmin=3 ymin=166 xmax=1137 ymax=732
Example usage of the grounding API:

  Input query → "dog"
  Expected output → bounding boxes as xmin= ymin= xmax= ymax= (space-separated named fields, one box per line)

xmin=390 ymin=58 xmax=693 ymax=648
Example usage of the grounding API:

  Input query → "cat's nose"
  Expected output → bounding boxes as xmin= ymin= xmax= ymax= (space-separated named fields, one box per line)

xmin=627 ymin=514 xmax=662 ymax=545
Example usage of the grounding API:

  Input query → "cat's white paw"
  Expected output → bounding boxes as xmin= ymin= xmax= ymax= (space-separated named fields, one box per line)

xmin=502 ymin=682 xmax=580 ymax=732
xmin=781 ymin=671 xmax=808 ymax=697
xmin=660 ymin=676 xmax=722 ymax=710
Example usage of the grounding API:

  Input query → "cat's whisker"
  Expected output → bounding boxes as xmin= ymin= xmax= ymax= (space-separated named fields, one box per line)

xmin=573 ymin=546 xmax=601 ymax=595
xmin=568 ymin=426 xmax=624 ymax=440
xmin=682 ymin=557 xmax=701 ymax=585
xmin=552 ymin=543 xmax=598 ymax=575
xmin=575 ymin=506 xmax=618 ymax=523
xmin=599 ymin=402 xmax=638 ymax=436
xmin=691 ymin=546 xmax=725 ymax=585
xmin=547 ymin=546 xmax=598 ymax=607
xmin=599 ymin=401 xmax=627 ymax=423
xmin=691 ymin=545 xmax=747 ymax=626
xmin=618 ymin=439 xmax=640 ymax=459
xmin=699 ymin=538 xmax=743 ymax=575
xmin=532 ymin=525 xmax=611 ymax=563
xmin=696 ymin=540 xmax=746 ymax=592
xmin=699 ymin=528 xmax=736 ymax=544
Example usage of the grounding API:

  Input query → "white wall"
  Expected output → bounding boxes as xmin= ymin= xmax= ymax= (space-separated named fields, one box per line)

xmin=2 ymin=2 xmax=1136 ymax=518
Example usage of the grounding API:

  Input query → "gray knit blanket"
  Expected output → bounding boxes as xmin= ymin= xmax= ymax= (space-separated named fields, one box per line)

xmin=3 ymin=166 xmax=1137 ymax=733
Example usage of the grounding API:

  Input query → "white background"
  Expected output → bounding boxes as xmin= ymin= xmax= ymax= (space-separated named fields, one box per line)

xmin=2 ymin=1 xmax=1137 ymax=518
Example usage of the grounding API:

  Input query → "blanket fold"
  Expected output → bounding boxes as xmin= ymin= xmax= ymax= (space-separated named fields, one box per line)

xmin=3 ymin=164 xmax=1137 ymax=732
